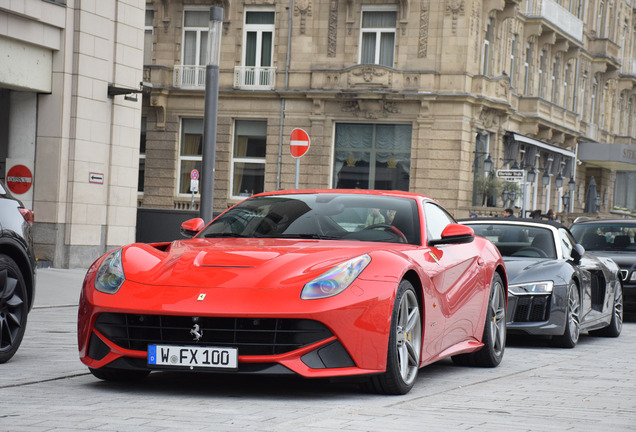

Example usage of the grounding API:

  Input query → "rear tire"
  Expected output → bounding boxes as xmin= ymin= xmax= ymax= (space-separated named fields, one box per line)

xmin=589 ymin=284 xmax=623 ymax=338
xmin=452 ymin=272 xmax=506 ymax=367
xmin=367 ymin=280 xmax=422 ymax=395
xmin=89 ymin=367 xmax=150 ymax=382
xmin=0 ymin=255 xmax=29 ymax=364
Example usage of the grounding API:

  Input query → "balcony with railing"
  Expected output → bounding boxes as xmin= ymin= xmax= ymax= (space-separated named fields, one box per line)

xmin=173 ymin=65 xmax=206 ymax=89
xmin=233 ymin=66 xmax=276 ymax=90
xmin=524 ymin=0 xmax=583 ymax=42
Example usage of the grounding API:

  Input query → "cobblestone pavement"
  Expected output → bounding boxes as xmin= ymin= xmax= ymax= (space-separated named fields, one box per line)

xmin=1 ymin=268 xmax=635 ymax=431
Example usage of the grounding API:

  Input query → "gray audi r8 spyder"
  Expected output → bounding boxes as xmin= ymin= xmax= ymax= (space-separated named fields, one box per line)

xmin=461 ymin=219 xmax=622 ymax=348
xmin=570 ymin=219 xmax=636 ymax=311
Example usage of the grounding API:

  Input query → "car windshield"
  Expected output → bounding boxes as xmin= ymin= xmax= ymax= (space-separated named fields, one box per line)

xmin=570 ymin=224 xmax=636 ymax=252
xmin=197 ymin=193 xmax=421 ymax=245
xmin=466 ymin=223 xmax=556 ymax=258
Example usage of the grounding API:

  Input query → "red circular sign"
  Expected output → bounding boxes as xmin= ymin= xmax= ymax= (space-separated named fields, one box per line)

xmin=191 ymin=169 xmax=199 ymax=180
xmin=6 ymin=164 xmax=33 ymax=195
xmin=290 ymin=128 xmax=310 ymax=158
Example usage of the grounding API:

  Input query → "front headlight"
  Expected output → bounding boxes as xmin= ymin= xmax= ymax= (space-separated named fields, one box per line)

xmin=508 ymin=281 xmax=553 ymax=296
xmin=630 ymin=271 xmax=636 ymax=282
xmin=94 ymin=248 xmax=125 ymax=294
xmin=301 ymin=254 xmax=371 ymax=300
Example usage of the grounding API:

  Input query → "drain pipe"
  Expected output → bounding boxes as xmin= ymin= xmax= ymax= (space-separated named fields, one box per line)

xmin=276 ymin=0 xmax=293 ymax=190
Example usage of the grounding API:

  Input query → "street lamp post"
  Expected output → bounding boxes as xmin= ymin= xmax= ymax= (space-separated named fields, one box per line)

xmin=200 ymin=6 xmax=224 ymax=223
xmin=567 ymin=177 xmax=576 ymax=213
xmin=521 ymin=167 xmax=536 ymax=218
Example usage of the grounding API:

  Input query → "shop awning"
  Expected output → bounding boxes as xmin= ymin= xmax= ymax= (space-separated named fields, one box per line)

xmin=509 ymin=133 xmax=577 ymax=158
xmin=578 ymin=142 xmax=636 ymax=171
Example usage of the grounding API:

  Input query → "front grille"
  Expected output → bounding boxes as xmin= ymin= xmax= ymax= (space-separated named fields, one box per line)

xmin=513 ymin=295 xmax=551 ymax=322
xmin=95 ymin=313 xmax=333 ymax=356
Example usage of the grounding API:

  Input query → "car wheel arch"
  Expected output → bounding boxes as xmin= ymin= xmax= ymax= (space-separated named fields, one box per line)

xmin=0 ymin=240 xmax=35 ymax=309
xmin=402 ymin=270 xmax=424 ymax=315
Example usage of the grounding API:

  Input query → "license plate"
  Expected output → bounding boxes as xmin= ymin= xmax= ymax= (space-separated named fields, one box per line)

xmin=148 ymin=345 xmax=238 ymax=370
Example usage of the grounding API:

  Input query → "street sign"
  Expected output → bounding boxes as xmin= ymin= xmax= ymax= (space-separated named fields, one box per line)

xmin=6 ymin=164 xmax=33 ymax=194
xmin=89 ymin=172 xmax=104 ymax=184
xmin=290 ymin=128 xmax=310 ymax=158
xmin=496 ymin=169 xmax=524 ymax=182
xmin=190 ymin=169 xmax=199 ymax=180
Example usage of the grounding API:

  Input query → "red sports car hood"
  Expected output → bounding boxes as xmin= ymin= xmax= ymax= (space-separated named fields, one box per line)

xmin=120 ymin=238 xmax=397 ymax=288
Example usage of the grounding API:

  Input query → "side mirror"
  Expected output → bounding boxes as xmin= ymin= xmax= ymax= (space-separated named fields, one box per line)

xmin=180 ymin=218 xmax=205 ymax=238
xmin=429 ymin=223 xmax=475 ymax=247
xmin=571 ymin=243 xmax=585 ymax=262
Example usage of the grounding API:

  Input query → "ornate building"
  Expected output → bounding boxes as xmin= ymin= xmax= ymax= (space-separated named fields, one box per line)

xmin=140 ymin=0 xmax=636 ymax=224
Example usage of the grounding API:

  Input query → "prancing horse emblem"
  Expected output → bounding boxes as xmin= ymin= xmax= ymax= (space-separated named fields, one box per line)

xmin=190 ymin=324 xmax=203 ymax=342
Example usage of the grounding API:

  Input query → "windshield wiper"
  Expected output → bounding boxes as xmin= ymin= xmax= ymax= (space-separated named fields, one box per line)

xmin=203 ymin=233 xmax=250 ymax=238
xmin=258 ymin=233 xmax=342 ymax=240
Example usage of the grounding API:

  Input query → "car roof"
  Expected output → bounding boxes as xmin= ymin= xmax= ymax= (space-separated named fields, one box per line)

xmin=459 ymin=217 xmax=566 ymax=230
xmin=252 ymin=189 xmax=436 ymax=202
xmin=570 ymin=219 xmax=636 ymax=226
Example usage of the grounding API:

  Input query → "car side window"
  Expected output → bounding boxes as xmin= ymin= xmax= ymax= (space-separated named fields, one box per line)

xmin=424 ymin=202 xmax=455 ymax=241
xmin=559 ymin=228 xmax=575 ymax=259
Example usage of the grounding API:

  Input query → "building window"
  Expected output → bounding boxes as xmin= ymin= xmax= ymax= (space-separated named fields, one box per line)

xmin=333 ymin=123 xmax=411 ymax=191
xmin=563 ymin=63 xmax=570 ymax=108
xmin=628 ymin=97 xmax=635 ymax=136
xmin=509 ymin=34 xmax=517 ymax=87
xmin=590 ymin=79 xmax=597 ymax=124
xmin=597 ymin=1 xmax=605 ymax=38
xmin=472 ymin=132 xmax=492 ymax=206
xmin=551 ymin=58 xmax=560 ymax=103
xmin=178 ymin=118 xmax=203 ymax=195
xmin=138 ymin=117 xmax=147 ymax=193
xmin=360 ymin=7 xmax=397 ymax=67
xmin=483 ymin=18 xmax=493 ymax=75
xmin=615 ymin=172 xmax=636 ymax=210
xmin=144 ymin=7 xmax=154 ymax=65
xmin=232 ymin=120 xmax=267 ymax=197
xmin=238 ymin=9 xmax=275 ymax=88
xmin=176 ymin=9 xmax=209 ymax=87
xmin=579 ymin=73 xmax=587 ymax=117
xmin=538 ymin=50 xmax=546 ymax=98
xmin=524 ymin=43 xmax=531 ymax=95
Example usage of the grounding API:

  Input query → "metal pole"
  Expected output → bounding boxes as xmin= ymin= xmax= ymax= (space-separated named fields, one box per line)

xmin=200 ymin=7 xmax=223 ymax=223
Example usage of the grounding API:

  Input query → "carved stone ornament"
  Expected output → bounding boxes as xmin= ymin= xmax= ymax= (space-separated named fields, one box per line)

xmin=352 ymin=67 xmax=386 ymax=82
xmin=295 ymin=0 xmax=312 ymax=34
xmin=340 ymin=99 xmax=401 ymax=119
xmin=445 ymin=0 xmax=465 ymax=35
xmin=328 ymin=0 xmax=338 ymax=57
xmin=418 ymin=0 xmax=430 ymax=58
xmin=479 ymin=108 xmax=499 ymax=129
xmin=348 ymin=66 xmax=392 ymax=89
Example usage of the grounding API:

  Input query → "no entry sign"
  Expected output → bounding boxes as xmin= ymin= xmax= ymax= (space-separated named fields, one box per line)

xmin=6 ymin=164 xmax=33 ymax=195
xmin=290 ymin=128 xmax=310 ymax=158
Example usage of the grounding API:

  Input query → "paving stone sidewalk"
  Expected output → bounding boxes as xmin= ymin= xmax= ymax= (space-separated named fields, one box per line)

xmin=1 ymin=268 xmax=635 ymax=431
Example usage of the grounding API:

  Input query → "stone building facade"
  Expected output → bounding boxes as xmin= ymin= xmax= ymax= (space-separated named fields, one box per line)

xmin=0 ymin=0 xmax=145 ymax=268
xmin=140 ymin=0 xmax=636 ymax=223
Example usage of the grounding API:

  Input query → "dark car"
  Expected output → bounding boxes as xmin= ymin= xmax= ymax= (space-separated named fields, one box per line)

xmin=461 ymin=219 xmax=622 ymax=348
xmin=570 ymin=219 xmax=636 ymax=310
xmin=0 ymin=181 xmax=36 ymax=363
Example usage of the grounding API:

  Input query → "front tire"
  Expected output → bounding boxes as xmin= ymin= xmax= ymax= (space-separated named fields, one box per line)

xmin=367 ymin=279 xmax=422 ymax=395
xmin=551 ymin=281 xmax=580 ymax=348
xmin=452 ymin=272 xmax=506 ymax=367
xmin=0 ymin=255 xmax=29 ymax=364
xmin=589 ymin=284 xmax=623 ymax=338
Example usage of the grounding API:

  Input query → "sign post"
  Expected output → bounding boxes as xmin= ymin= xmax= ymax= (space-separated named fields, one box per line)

xmin=290 ymin=128 xmax=310 ymax=189
xmin=190 ymin=169 xmax=199 ymax=210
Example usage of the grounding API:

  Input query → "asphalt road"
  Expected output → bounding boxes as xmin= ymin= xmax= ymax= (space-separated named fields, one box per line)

xmin=1 ymin=268 xmax=635 ymax=431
